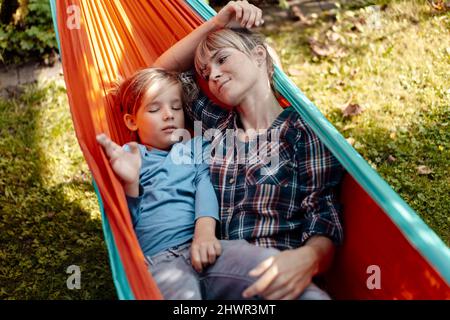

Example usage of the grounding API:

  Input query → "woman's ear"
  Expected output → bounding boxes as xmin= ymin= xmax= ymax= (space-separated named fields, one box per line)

xmin=252 ymin=45 xmax=267 ymax=67
xmin=123 ymin=114 xmax=138 ymax=131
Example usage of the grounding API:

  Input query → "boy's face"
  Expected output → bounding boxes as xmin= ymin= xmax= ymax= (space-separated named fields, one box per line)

xmin=125 ymin=82 xmax=185 ymax=150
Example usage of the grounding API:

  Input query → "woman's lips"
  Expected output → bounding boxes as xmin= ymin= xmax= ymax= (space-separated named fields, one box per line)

xmin=219 ymin=79 xmax=230 ymax=93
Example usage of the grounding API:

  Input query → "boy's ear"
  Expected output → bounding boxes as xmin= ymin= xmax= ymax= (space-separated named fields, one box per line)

xmin=123 ymin=114 xmax=138 ymax=131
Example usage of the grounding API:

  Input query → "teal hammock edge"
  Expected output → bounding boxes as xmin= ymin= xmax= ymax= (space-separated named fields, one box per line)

xmin=92 ymin=180 xmax=135 ymax=300
xmin=185 ymin=0 xmax=450 ymax=283
xmin=49 ymin=0 xmax=135 ymax=300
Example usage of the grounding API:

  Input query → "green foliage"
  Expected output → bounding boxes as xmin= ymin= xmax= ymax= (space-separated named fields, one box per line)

xmin=0 ymin=0 xmax=57 ymax=65
xmin=0 ymin=83 xmax=116 ymax=299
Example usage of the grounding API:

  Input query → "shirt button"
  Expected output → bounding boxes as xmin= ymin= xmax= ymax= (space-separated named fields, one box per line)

xmin=229 ymin=178 xmax=235 ymax=184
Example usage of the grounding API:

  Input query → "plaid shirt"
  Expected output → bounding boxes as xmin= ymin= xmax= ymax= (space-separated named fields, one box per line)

xmin=180 ymin=71 xmax=344 ymax=250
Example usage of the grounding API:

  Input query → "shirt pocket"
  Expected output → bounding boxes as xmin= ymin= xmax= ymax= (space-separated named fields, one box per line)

xmin=244 ymin=160 xmax=298 ymax=187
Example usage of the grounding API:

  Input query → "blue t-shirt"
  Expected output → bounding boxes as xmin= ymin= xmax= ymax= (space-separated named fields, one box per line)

xmin=125 ymin=136 xmax=219 ymax=257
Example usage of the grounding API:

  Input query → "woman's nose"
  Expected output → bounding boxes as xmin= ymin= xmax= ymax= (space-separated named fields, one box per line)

xmin=210 ymin=65 xmax=222 ymax=81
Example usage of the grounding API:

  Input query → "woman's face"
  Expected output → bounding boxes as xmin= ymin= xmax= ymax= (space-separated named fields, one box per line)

xmin=200 ymin=47 xmax=260 ymax=106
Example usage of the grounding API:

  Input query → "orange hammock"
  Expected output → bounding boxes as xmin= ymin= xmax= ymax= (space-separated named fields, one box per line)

xmin=51 ymin=0 xmax=449 ymax=300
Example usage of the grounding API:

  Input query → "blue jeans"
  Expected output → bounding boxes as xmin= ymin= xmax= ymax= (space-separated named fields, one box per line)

xmin=146 ymin=239 xmax=330 ymax=300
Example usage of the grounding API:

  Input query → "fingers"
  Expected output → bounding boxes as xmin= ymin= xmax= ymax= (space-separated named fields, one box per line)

xmin=191 ymin=241 xmax=221 ymax=273
xmin=242 ymin=266 xmax=278 ymax=298
xmin=268 ymin=285 xmax=300 ymax=300
xmin=262 ymin=276 xmax=295 ymax=300
xmin=245 ymin=9 xmax=256 ymax=29
xmin=239 ymin=1 xmax=263 ymax=29
xmin=96 ymin=133 xmax=120 ymax=159
xmin=240 ymin=4 xmax=251 ymax=28
xmin=230 ymin=1 xmax=243 ymax=20
xmin=190 ymin=245 xmax=203 ymax=273
xmin=214 ymin=241 xmax=222 ymax=257
xmin=255 ymin=8 xmax=263 ymax=27
xmin=248 ymin=256 xmax=274 ymax=277
xmin=207 ymin=245 xmax=217 ymax=265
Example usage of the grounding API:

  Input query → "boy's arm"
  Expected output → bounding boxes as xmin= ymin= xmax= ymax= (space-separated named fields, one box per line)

xmin=153 ymin=1 xmax=263 ymax=71
xmin=190 ymin=139 xmax=222 ymax=272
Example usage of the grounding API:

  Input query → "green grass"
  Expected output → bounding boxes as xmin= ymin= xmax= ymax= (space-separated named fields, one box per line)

xmin=0 ymin=83 xmax=116 ymax=299
xmin=261 ymin=0 xmax=449 ymax=244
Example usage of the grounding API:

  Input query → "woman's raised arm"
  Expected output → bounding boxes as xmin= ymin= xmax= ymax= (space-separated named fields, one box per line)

xmin=153 ymin=1 xmax=263 ymax=72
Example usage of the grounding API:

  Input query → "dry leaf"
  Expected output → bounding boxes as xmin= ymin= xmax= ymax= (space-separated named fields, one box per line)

xmin=288 ymin=67 xmax=302 ymax=76
xmin=417 ymin=165 xmax=433 ymax=175
xmin=292 ymin=6 xmax=314 ymax=26
xmin=308 ymin=38 xmax=334 ymax=57
xmin=342 ymin=103 xmax=363 ymax=117
xmin=387 ymin=155 xmax=397 ymax=164
xmin=346 ymin=137 xmax=355 ymax=146
xmin=327 ymin=31 xmax=342 ymax=43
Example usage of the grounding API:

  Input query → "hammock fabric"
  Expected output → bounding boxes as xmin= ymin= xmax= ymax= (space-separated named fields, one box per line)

xmin=51 ymin=0 xmax=450 ymax=300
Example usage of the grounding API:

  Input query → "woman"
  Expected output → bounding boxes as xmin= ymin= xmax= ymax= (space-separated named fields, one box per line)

xmin=154 ymin=1 xmax=344 ymax=300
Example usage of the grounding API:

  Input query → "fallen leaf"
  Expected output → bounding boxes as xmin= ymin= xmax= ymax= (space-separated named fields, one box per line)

xmin=417 ymin=165 xmax=433 ymax=175
xmin=387 ymin=155 xmax=397 ymax=164
xmin=346 ymin=137 xmax=355 ymax=146
xmin=308 ymin=38 xmax=335 ymax=57
xmin=291 ymin=6 xmax=314 ymax=26
xmin=342 ymin=103 xmax=363 ymax=117
xmin=288 ymin=67 xmax=302 ymax=76
xmin=327 ymin=31 xmax=342 ymax=43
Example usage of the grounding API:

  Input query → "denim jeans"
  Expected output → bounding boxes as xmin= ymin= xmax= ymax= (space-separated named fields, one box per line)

xmin=146 ymin=239 xmax=330 ymax=300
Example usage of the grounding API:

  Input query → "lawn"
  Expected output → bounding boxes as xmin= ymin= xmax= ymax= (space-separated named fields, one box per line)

xmin=0 ymin=0 xmax=448 ymax=299
xmin=261 ymin=0 xmax=449 ymax=244
xmin=0 ymin=84 xmax=115 ymax=299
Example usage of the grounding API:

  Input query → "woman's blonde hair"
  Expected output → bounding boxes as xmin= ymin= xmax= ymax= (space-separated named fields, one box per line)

xmin=194 ymin=28 xmax=276 ymax=93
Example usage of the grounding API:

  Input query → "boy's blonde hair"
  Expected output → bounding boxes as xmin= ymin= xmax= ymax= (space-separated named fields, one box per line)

xmin=194 ymin=28 xmax=275 ymax=93
xmin=113 ymin=68 xmax=184 ymax=140
xmin=114 ymin=67 xmax=184 ymax=118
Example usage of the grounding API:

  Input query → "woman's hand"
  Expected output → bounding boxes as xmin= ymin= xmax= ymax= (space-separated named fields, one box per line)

xmin=242 ymin=246 xmax=319 ymax=300
xmin=213 ymin=1 xmax=264 ymax=30
xmin=96 ymin=133 xmax=141 ymax=196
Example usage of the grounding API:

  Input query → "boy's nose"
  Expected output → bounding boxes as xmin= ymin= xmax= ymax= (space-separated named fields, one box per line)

xmin=162 ymin=107 xmax=174 ymax=120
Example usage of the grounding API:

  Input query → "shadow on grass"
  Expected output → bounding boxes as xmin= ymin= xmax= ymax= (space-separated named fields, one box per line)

xmin=0 ymin=85 xmax=117 ymax=299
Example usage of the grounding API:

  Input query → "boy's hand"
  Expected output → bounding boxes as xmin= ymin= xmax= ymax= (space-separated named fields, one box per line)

xmin=190 ymin=217 xmax=222 ymax=273
xmin=96 ymin=133 xmax=141 ymax=191
xmin=213 ymin=1 xmax=263 ymax=30
xmin=191 ymin=234 xmax=222 ymax=273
